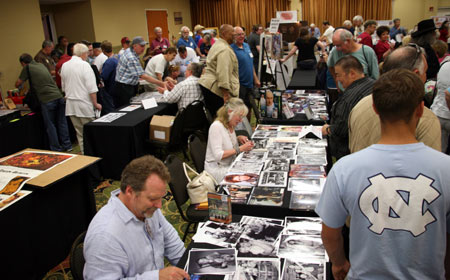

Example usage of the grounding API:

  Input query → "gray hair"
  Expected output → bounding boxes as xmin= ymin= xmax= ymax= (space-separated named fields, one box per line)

xmin=154 ymin=27 xmax=162 ymax=33
xmin=181 ymin=26 xmax=190 ymax=32
xmin=42 ymin=40 xmax=53 ymax=49
xmin=73 ymin=43 xmax=89 ymax=57
xmin=343 ymin=20 xmax=352 ymax=28
xmin=411 ymin=31 xmax=437 ymax=47
xmin=382 ymin=45 xmax=426 ymax=75
xmin=335 ymin=28 xmax=353 ymax=42
xmin=187 ymin=62 xmax=203 ymax=78
xmin=353 ymin=15 xmax=364 ymax=22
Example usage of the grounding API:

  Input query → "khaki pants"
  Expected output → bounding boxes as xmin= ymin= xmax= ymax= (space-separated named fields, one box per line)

xmin=70 ymin=116 xmax=94 ymax=154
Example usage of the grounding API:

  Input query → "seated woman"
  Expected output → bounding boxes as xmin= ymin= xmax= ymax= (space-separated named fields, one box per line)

xmin=164 ymin=65 xmax=180 ymax=85
xmin=374 ymin=26 xmax=394 ymax=63
xmin=199 ymin=33 xmax=213 ymax=56
xmin=204 ymin=98 xmax=254 ymax=182
xmin=280 ymin=27 xmax=325 ymax=70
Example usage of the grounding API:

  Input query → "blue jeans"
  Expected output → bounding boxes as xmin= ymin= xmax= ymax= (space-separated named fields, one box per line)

xmin=41 ymin=98 xmax=72 ymax=151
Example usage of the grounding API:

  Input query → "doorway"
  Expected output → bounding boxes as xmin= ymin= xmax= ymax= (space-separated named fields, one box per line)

xmin=146 ymin=10 xmax=169 ymax=44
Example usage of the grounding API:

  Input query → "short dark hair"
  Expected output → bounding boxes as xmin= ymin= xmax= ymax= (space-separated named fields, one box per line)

xmin=100 ymin=41 xmax=113 ymax=53
xmin=120 ymin=155 xmax=170 ymax=193
xmin=364 ymin=20 xmax=377 ymax=29
xmin=373 ymin=69 xmax=424 ymax=123
xmin=323 ymin=21 xmax=330 ymax=26
xmin=335 ymin=55 xmax=363 ymax=74
xmin=80 ymin=40 xmax=92 ymax=46
xmin=177 ymin=45 xmax=187 ymax=54
xmin=51 ymin=49 xmax=63 ymax=59
xmin=19 ymin=53 xmax=33 ymax=64
xmin=376 ymin=26 xmax=390 ymax=38
xmin=42 ymin=40 xmax=53 ymax=49
xmin=188 ymin=62 xmax=204 ymax=78
xmin=164 ymin=46 xmax=177 ymax=55
xmin=252 ymin=24 xmax=262 ymax=32
xmin=393 ymin=18 xmax=400 ymax=23
xmin=58 ymin=35 xmax=67 ymax=44
xmin=67 ymin=43 xmax=75 ymax=56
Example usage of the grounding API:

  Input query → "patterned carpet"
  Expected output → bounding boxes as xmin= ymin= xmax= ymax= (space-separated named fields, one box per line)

xmin=42 ymin=156 xmax=192 ymax=280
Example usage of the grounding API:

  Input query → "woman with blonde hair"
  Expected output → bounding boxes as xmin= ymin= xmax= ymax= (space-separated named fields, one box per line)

xmin=204 ymin=98 xmax=254 ymax=182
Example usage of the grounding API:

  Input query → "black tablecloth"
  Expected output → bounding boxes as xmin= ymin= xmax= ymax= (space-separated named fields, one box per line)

xmin=261 ymin=114 xmax=326 ymax=126
xmin=1 ymin=162 xmax=97 ymax=280
xmin=288 ymin=69 xmax=318 ymax=89
xmin=83 ymin=103 xmax=176 ymax=180
xmin=0 ymin=112 xmax=47 ymax=157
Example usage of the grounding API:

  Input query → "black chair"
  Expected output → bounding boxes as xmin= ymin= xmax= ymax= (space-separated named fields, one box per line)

xmin=164 ymin=154 xmax=208 ymax=241
xmin=188 ymin=133 xmax=207 ymax=173
xmin=70 ymin=231 xmax=87 ymax=280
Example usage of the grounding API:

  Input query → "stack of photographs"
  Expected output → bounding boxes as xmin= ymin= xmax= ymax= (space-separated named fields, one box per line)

xmin=187 ymin=248 xmax=237 ymax=278
xmin=192 ymin=221 xmax=244 ymax=247
xmin=223 ymin=185 xmax=254 ymax=204
xmin=281 ymin=90 xmax=329 ymax=121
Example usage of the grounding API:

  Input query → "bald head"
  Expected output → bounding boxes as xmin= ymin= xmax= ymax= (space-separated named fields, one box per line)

xmin=220 ymin=24 xmax=235 ymax=44
xmin=234 ymin=26 xmax=245 ymax=45
xmin=382 ymin=45 xmax=427 ymax=83
xmin=332 ymin=29 xmax=354 ymax=53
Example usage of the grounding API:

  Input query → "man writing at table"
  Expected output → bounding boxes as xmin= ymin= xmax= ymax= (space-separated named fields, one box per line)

xmin=83 ymin=155 xmax=190 ymax=280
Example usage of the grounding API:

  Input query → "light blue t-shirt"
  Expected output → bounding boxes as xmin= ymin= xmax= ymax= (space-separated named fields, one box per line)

xmin=316 ymin=143 xmax=450 ymax=280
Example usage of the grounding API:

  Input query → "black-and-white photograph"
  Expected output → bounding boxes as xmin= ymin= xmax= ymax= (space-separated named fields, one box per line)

xmin=296 ymin=155 xmax=327 ymax=166
xmin=255 ymin=125 xmax=279 ymax=131
xmin=289 ymin=192 xmax=321 ymax=210
xmin=284 ymin=217 xmax=322 ymax=235
xmin=297 ymin=146 xmax=326 ymax=155
xmin=252 ymin=138 xmax=270 ymax=149
xmin=229 ymin=161 xmax=264 ymax=174
xmin=297 ymin=138 xmax=328 ymax=147
xmin=248 ymin=187 xmax=285 ymax=206
xmin=192 ymin=221 xmax=243 ymax=247
xmin=252 ymin=130 xmax=278 ymax=139
xmin=277 ymin=234 xmax=325 ymax=260
xmin=236 ymin=237 xmax=278 ymax=258
xmin=240 ymin=217 xmax=284 ymax=243
xmin=281 ymin=259 xmax=325 ymax=280
xmin=235 ymin=258 xmax=280 ymax=280
xmin=240 ymin=216 xmax=284 ymax=226
xmin=277 ymin=131 xmax=300 ymax=138
xmin=221 ymin=173 xmax=259 ymax=187
xmin=266 ymin=138 xmax=298 ymax=151
xmin=223 ymin=185 xmax=253 ymax=204
xmin=238 ymin=150 xmax=267 ymax=163
xmin=266 ymin=149 xmax=295 ymax=160
xmin=187 ymin=248 xmax=237 ymax=275
xmin=264 ymin=159 xmax=290 ymax=172
xmin=258 ymin=171 xmax=288 ymax=187
xmin=287 ymin=178 xmax=324 ymax=192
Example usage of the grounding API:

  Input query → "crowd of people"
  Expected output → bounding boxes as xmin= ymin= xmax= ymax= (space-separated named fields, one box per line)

xmin=13 ymin=14 xmax=450 ymax=280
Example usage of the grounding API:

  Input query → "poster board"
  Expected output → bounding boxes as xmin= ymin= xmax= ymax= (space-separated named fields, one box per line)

xmin=276 ymin=11 xmax=297 ymax=23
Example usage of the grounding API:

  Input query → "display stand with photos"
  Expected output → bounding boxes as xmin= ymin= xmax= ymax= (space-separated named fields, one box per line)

xmin=258 ymin=33 xmax=289 ymax=89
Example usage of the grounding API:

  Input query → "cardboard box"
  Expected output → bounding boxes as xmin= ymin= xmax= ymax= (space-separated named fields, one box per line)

xmin=150 ymin=115 xmax=175 ymax=142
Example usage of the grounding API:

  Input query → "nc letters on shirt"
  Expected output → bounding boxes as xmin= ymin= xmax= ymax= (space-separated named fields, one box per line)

xmin=359 ymin=173 xmax=440 ymax=237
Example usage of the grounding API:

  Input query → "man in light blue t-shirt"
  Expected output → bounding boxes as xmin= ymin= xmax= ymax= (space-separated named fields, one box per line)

xmin=316 ymin=69 xmax=450 ymax=280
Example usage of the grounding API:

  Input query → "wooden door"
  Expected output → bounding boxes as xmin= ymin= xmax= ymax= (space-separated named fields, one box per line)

xmin=146 ymin=10 xmax=169 ymax=44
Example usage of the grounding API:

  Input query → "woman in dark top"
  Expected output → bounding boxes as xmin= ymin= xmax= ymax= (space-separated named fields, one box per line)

xmin=280 ymin=27 xmax=325 ymax=70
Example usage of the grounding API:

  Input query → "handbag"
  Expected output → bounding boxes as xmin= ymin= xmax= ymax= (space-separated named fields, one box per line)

xmin=23 ymin=65 xmax=41 ymax=112
xmin=183 ymin=162 xmax=217 ymax=204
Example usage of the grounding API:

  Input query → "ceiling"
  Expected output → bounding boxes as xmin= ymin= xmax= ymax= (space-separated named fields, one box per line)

xmin=39 ymin=0 xmax=86 ymax=5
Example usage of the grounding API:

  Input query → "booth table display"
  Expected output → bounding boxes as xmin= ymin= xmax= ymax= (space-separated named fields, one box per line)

xmin=0 ymin=149 xmax=100 ymax=280
xmin=83 ymin=103 xmax=176 ymax=180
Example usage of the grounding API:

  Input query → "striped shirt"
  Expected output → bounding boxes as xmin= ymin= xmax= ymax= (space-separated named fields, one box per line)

xmin=329 ymin=76 xmax=375 ymax=159
xmin=115 ymin=48 xmax=144 ymax=85
xmin=162 ymin=75 xmax=203 ymax=110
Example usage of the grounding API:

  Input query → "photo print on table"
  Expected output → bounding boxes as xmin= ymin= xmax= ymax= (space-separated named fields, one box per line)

xmin=258 ymin=171 xmax=288 ymax=188
xmin=297 ymin=138 xmax=328 ymax=147
xmin=289 ymin=192 xmax=321 ymax=210
xmin=223 ymin=185 xmax=253 ymax=204
xmin=277 ymin=234 xmax=326 ymax=260
xmin=236 ymin=237 xmax=278 ymax=258
xmin=238 ymin=150 xmax=267 ymax=163
xmin=248 ymin=187 xmax=285 ymax=206
xmin=187 ymin=248 xmax=237 ymax=275
xmin=279 ymin=126 xmax=303 ymax=132
xmin=281 ymin=258 xmax=325 ymax=280
xmin=277 ymin=131 xmax=300 ymax=138
xmin=264 ymin=158 xmax=290 ymax=172
xmin=296 ymin=154 xmax=327 ymax=166
xmin=221 ymin=173 xmax=259 ymax=187
xmin=266 ymin=149 xmax=295 ymax=160
xmin=229 ymin=161 xmax=264 ymax=174
xmin=235 ymin=258 xmax=280 ymax=280
xmin=255 ymin=124 xmax=279 ymax=131
xmin=240 ymin=218 xmax=284 ymax=243
xmin=284 ymin=216 xmax=322 ymax=235
xmin=251 ymin=130 xmax=278 ymax=139
xmin=266 ymin=137 xmax=299 ymax=151
xmin=192 ymin=221 xmax=243 ymax=247
xmin=240 ymin=215 xmax=284 ymax=226
xmin=297 ymin=146 xmax=327 ymax=155
xmin=252 ymin=138 xmax=270 ymax=149
xmin=289 ymin=164 xmax=326 ymax=178
xmin=287 ymin=178 xmax=324 ymax=192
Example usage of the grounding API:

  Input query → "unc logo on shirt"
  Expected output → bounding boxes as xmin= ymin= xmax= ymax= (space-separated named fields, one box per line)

xmin=359 ymin=174 xmax=440 ymax=237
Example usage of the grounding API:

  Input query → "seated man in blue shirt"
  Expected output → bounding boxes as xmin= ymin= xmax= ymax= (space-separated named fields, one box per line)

xmin=83 ymin=155 xmax=190 ymax=280
xmin=316 ymin=69 xmax=450 ymax=280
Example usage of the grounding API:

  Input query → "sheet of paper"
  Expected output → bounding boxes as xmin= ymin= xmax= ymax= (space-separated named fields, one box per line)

xmin=142 ymin=98 xmax=158 ymax=110
xmin=93 ymin=113 xmax=127 ymax=123
xmin=269 ymin=18 xmax=281 ymax=33
xmin=119 ymin=104 xmax=142 ymax=112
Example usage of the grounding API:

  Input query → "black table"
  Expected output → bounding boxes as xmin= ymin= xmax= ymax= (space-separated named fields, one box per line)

xmin=83 ymin=103 xmax=176 ymax=180
xmin=0 ymin=152 xmax=99 ymax=280
xmin=0 ymin=112 xmax=47 ymax=157
xmin=261 ymin=114 xmax=327 ymax=126
xmin=287 ymin=69 xmax=318 ymax=89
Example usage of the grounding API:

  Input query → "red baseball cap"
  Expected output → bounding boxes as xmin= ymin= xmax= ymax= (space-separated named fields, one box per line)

xmin=121 ymin=37 xmax=130 ymax=44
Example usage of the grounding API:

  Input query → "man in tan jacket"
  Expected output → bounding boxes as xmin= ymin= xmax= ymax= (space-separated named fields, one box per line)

xmin=199 ymin=24 xmax=240 ymax=116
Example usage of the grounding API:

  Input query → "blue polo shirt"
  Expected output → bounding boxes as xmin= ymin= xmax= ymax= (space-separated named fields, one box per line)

xmin=177 ymin=37 xmax=197 ymax=49
xmin=231 ymin=42 xmax=254 ymax=89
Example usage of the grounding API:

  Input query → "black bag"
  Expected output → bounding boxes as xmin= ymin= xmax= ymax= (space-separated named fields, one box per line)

xmin=23 ymin=65 xmax=41 ymax=112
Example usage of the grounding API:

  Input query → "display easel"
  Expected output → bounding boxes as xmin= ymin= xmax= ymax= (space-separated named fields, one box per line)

xmin=258 ymin=34 xmax=288 ymax=89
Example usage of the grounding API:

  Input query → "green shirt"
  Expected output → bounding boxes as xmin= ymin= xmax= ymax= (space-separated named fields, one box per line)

xmin=19 ymin=61 xmax=62 ymax=104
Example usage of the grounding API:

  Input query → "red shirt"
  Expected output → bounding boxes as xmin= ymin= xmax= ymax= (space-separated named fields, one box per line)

xmin=150 ymin=37 xmax=170 ymax=55
xmin=374 ymin=41 xmax=390 ymax=62
xmin=439 ymin=29 xmax=448 ymax=42
xmin=55 ymin=54 xmax=71 ymax=89
xmin=358 ymin=32 xmax=374 ymax=49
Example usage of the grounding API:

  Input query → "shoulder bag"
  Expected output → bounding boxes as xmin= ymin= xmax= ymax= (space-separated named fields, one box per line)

xmin=183 ymin=162 xmax=217 ymax=204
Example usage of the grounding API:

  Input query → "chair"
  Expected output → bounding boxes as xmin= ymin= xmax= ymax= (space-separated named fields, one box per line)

xmin=69 ymin=231 xmax=87 ymax=280
xmin=164 ymin=154 xmax=208 ymax=241
xmin=188 ymin=133 xmax=207 ymax=173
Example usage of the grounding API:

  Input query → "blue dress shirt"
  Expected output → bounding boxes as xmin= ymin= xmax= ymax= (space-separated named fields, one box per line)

xmin=83 ymin=189 xmax=185 ymax=280
xmin=177 ymin=37 xmax=198 ymax=49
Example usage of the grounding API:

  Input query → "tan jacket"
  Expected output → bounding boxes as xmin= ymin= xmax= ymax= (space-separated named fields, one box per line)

xmin=199 ymin=38 xmax=239 ymax=98
xmin=349 ymin=94 xmax=442 ymax=153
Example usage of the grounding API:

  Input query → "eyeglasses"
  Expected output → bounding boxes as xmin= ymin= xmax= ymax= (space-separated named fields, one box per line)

xmin=407 ymin=43 xmax=422 ymax=70
xmin=235 ymin=33 xmax=245 ymax=36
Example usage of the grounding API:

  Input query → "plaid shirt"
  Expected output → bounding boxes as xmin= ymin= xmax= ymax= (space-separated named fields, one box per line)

xmin=115 ymin=48 xmax=144 ymax=85
xmin=162 ymin=76 xmax=203 ymax=110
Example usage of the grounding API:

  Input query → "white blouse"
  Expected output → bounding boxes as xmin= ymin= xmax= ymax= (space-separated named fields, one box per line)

xmin=204 ymin=120 xmax=238 ymax=182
